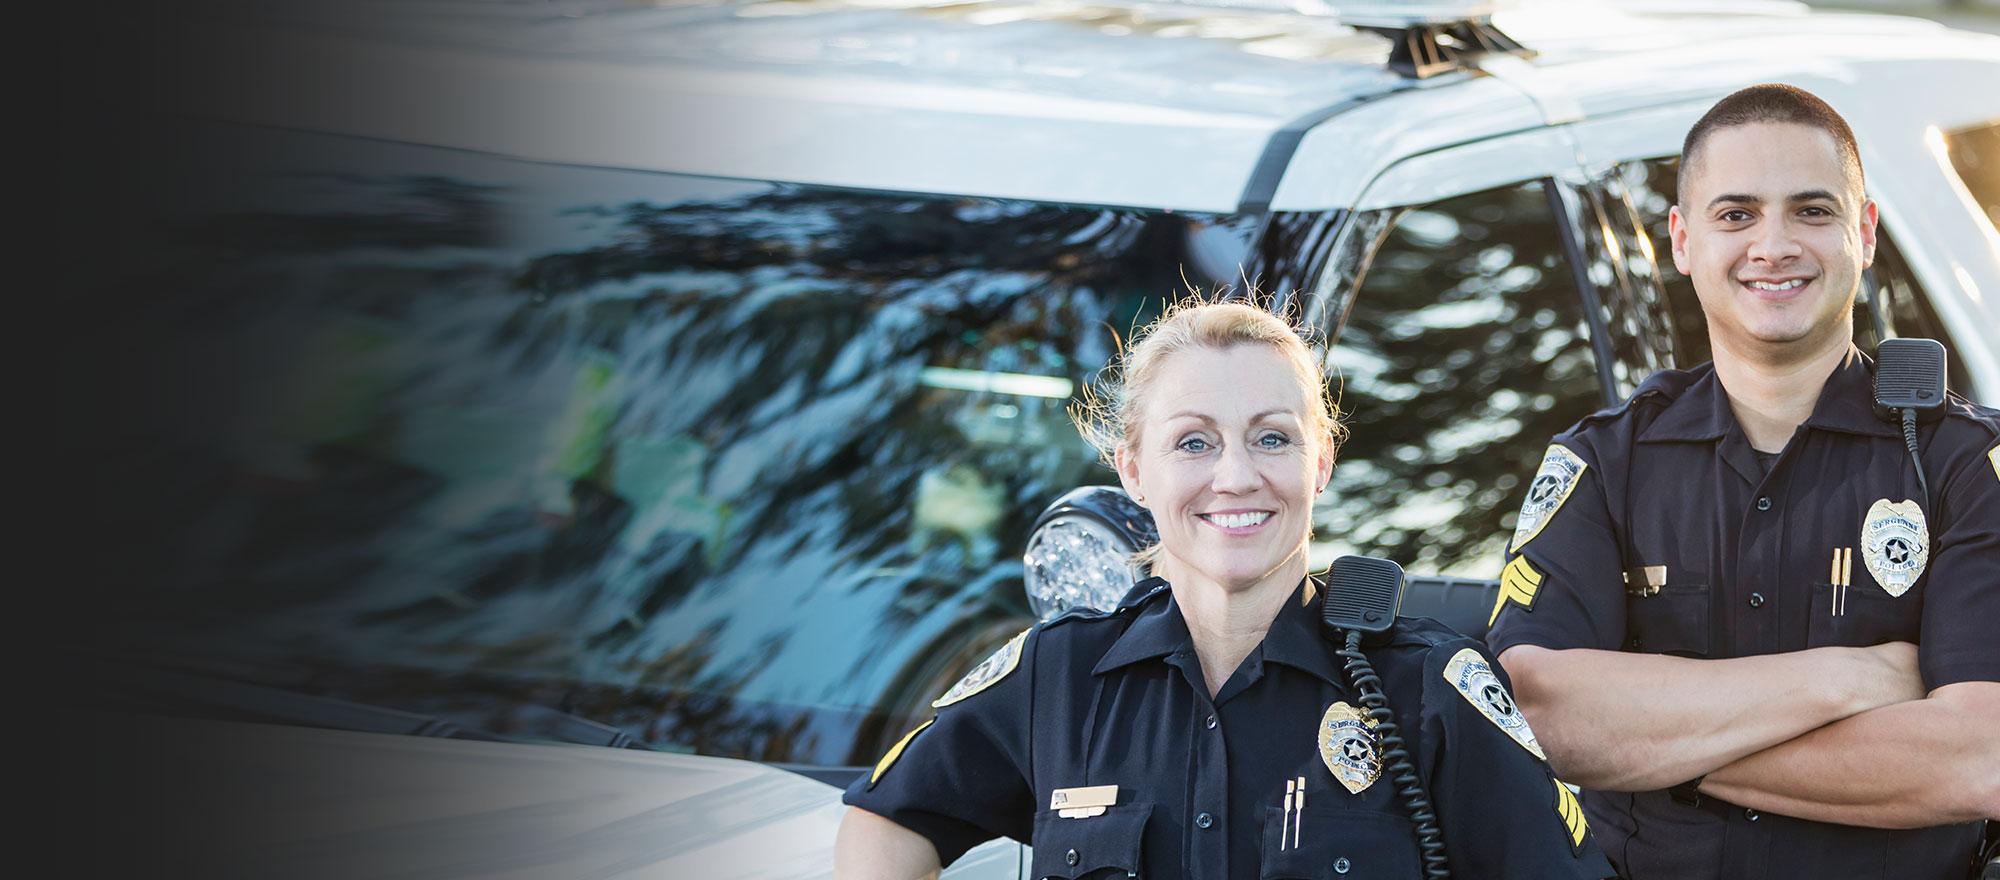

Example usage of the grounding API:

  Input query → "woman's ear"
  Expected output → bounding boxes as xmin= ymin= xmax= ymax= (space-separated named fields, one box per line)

xmin=1115 ymin=445 xmax=1146 ymax=504
xmin=1315 ymin=431 xmax=1336 ymax=494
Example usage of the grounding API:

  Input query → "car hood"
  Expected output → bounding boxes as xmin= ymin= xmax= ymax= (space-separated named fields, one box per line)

xmin=93 ymin=714 xmax=1017 ymax=879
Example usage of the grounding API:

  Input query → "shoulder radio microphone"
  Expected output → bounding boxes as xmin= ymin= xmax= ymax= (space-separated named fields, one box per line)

xmin=1873 ymin=338 xmax=1947 ymax=504
xmin=1320 ymin=555 xmax=1449 ymax=878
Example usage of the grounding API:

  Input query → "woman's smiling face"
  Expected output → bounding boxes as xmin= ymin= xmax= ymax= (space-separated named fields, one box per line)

xmin=1116 ymin=343 xmax=1333 ymax=593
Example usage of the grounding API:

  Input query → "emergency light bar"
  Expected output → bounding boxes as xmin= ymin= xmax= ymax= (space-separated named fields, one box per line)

xmin=1152 ymin=0 xmax=1529 ymax=77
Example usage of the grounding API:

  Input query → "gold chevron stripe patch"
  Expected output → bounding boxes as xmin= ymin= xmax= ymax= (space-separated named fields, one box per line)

xmin=1490 ymin=555 xmax=1545 ymax=627
xmin=869 ymin=718 xmax=935 ymax=788
xmin=1554 ymin=776 xmax=1588 ymax=854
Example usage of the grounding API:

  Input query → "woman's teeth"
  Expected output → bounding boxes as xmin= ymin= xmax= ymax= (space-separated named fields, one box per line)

xmin=1747 ymin=279 xmax=1805 ymax=291
xmin=1202 ymin=512 xmax=1272 ymax=528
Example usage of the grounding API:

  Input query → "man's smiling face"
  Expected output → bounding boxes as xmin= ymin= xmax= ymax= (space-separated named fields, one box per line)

xmin=1669 ymin=121 xmax=1877 ymax=359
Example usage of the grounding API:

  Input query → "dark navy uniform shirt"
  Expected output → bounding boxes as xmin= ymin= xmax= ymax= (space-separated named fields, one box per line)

xmin=1486 ymin=350 xmax=2000 ymax=880
xmin=847 ymin=576 xmax=1616 ymax=879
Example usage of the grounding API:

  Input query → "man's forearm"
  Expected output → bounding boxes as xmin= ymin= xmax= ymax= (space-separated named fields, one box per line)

xmin=1500 ymin=644 xmax=1920 ymax=792
xmin=1699 ymin=681 xmax=2000 ymax=829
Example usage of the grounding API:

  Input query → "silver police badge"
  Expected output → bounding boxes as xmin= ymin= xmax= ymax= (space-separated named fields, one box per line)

xmin=932 ymin=628 xmax=1029 ymax=708
xmin=1443 ymin=647 xmax=1546 ymax=759
xmin=1511 ymin=445 xmax=1588 ymax=552
xmin=1317 ymin=701 xmax=1381 ymax=794
xmin=1861 ymin=498 xmax=1928 ymax=598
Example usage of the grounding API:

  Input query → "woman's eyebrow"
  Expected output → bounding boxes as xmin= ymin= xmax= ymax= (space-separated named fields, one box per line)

xmin=1163 ymin=409 xmax=1297 ymax=423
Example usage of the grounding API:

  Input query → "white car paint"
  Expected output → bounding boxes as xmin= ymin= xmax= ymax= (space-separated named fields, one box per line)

xmin=107 ymin=715 xmax=1020 ymax=878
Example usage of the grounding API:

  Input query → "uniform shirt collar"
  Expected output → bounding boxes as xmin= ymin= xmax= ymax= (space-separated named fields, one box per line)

xmin=1801 ymin=349 xmax=1900 ymax=438
xmin=1639 ymin=347 xmax=1897 ymax=444
xmin=1091 ymin=577 xmax=1338 ymax=686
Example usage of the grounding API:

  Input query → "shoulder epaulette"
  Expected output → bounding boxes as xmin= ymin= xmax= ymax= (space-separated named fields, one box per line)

xmin=1941 ymin=394 xmax=1998 ymax=438
xmin=1566 ymin=366 xmax=1701 ymax=434
xmin=1383 ymin=615 xmax=1473 ymax=652
xmin=1038 ymin=578 xmax=1167 ymax=632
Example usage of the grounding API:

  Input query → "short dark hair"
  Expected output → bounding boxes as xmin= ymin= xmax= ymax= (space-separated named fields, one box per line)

xmin=1678 ymin=83 xmax=1864 ymax=205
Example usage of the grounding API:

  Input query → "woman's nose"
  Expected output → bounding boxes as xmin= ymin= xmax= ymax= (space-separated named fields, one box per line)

xmin=1210 ymin=445 xmax=1261 ymax=493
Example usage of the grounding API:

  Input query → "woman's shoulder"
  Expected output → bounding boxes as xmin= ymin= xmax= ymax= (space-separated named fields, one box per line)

xmin=1022 ymin=577 xmax=1172 ymax=670
xmin=1380 ymin=615 xmax=1488 ymax=660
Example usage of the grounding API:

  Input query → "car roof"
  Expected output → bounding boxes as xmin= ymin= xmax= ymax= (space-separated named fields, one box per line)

xmin=175 ymin=0 xmax=2000 ymax=213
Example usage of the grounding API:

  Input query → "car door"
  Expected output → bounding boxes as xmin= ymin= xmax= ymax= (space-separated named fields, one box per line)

xmin=1281 ymin=127 xmax=1613 ymax=637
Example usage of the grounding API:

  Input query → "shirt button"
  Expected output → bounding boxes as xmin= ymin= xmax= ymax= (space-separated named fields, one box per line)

xmin=1756 ymin=496 xmax=1772 ymax=511
xmin=1745 ymin=809 xmax=1761 ymax=822
xmin=1334 ymin=857 xmax=1352 ymax=874
xmin=1195 ymin=812 xmax=1214 ymax=829
xmin=1065 ymin=848 xmax=1079 ymax=865
xmin=1205 ymin=715 xmax=1217 ymax=730
xmin=1748 ymin=593 xmax=1766 ymax=608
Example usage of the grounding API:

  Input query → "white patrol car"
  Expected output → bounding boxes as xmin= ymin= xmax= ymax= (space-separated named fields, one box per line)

xmin=88 ymin=0 xmax=1999 ymax=876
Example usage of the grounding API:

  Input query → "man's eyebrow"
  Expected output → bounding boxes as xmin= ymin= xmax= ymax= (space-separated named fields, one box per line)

xmin=1706 ymin=193 xmax=1763 ymax=210
xmin=1787 ymin=188 xmax=1840 ymax=204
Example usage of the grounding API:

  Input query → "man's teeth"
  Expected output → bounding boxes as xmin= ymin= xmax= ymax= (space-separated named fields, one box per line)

xmin=1747 ymin=279 xmax=1805 ymax=291
xmin=1203 ymin=512 xmax=1272 ymax=528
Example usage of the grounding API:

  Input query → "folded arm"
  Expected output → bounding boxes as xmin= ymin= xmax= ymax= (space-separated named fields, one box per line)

xmin=1499 ymin=642 xmax=1924 ymax=792
xmin=1698 ymin=680 xmax=2000 ymax=829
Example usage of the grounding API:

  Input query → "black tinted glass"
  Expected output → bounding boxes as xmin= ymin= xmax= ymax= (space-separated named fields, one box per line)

xmin=1314 ymin=181 xmax=1602 ymax=576
xmin=1605 ymin=157 xmax=1710 ymax=367
xmin=96 ymin=122 xmax=1268 ymax=766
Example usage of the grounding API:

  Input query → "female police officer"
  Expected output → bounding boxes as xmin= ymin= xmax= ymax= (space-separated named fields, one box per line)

xmin=836 ymin=300 xmax=1614 ymax=879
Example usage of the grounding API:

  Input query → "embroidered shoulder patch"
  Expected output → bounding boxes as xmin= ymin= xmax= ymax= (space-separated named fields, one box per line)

xmin=1490 ymin=555 xmax=1544 ymax=627
xmin=1553 ymin=776 xmax=1587 ymax=854
xmin=1511 ymin=445 xmax=1588 ymax=552
xmin=932 ymin=628 xmax=1030 ymax=708
xmin=868 ymin=718 xmax=934 ymax=788
xmin=1443 ymin=647 xmax=1545 ymax=759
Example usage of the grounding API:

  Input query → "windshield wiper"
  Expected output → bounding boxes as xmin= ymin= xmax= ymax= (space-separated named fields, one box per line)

xmin=505 ymin=703 xmax=655 ymax=750
xmin=105 ymin=660 xmax=659 ymax=750
xmin=107 ymin=663 xmax=513 ymax=741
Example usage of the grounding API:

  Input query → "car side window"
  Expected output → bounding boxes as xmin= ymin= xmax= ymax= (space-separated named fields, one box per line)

xmin=1311 ymin=181 xmax=1604 ymax=577
xmin=1940 ymin=119 xmax=2000 ymax=228
xmin=1604 ymin=157 xmax=1970 ymax=392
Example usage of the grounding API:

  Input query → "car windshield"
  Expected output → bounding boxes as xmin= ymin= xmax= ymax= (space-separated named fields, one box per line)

xmin=99 ymin=121 xmax=1276 ymax=767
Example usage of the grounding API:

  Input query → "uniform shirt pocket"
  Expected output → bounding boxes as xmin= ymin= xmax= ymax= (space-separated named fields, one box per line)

xmin=1625 ymin=581 xmax=1712 ymax=657
xmin=1029 ymin=802 xmax=1151 ymax=880
xmin=1260 ymin=806 xmax=1420 ymax=879
xmin=1808 ymin=581 xmax=1922 ymax=648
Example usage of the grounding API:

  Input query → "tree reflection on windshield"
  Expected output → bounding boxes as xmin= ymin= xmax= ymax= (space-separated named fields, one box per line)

xmin=95 ymin=123 xmax=1260 ymax=765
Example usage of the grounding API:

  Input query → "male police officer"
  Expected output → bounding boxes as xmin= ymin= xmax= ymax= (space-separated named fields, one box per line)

xmin=1486 ymin=83 xmax=2000 ymax=879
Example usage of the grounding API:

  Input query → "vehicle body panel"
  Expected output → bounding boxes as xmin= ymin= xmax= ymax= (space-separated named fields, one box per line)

xmin=105 ymin=715 xmax=1019 ymax=878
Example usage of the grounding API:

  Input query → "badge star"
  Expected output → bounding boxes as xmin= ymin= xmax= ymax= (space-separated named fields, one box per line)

xmin=1885 ymin=539 xmax=1911 ymax=564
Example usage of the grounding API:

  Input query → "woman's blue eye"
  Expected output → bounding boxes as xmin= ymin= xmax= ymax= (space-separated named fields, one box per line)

xmin=1178 ymin=437 xmax=1211 ymax=453
xmin=1258 ymin=433 xmax=1290 ymax=449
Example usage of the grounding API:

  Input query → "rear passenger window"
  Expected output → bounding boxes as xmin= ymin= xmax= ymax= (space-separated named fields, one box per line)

xmin=1607 ymin=157 xmax=1969 ymax=392
xmin=1312 ymin=181 xmax=1604 ymax=576
xmin=1940 ymin=120 xmax=2000 ymax=228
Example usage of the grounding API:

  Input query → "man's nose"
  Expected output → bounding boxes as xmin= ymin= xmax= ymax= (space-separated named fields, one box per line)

xmin=1747 ymin=216 xmax=1804 ymax=264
